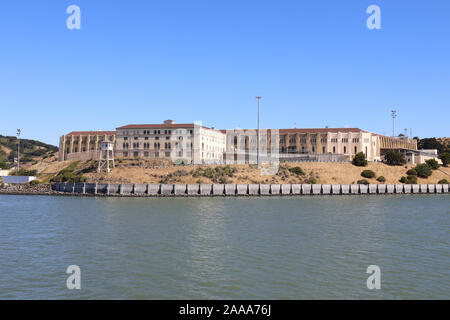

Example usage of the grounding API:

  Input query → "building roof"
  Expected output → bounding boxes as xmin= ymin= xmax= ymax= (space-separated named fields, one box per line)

xmin=220 ymin=128 xmax=366 ymax=134
xmin=117 ymin=124 xmax=194 ymax=129
xmin=116 ymin=123 xmax=213 ymax=129
xmin=65 ymin=131 xmax=116 ymax=136
xmin=279 ymin=128 xmax=366 ymax=134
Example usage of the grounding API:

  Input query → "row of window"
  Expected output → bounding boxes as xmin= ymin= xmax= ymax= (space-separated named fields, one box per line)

xmin=120 ymin=130 xmax=194 ymax=135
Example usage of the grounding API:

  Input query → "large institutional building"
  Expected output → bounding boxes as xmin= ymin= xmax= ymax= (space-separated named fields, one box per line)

xmin=59 ymin=120 xmax=421 ymax=164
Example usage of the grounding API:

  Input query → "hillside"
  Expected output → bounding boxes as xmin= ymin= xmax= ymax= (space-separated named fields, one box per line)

xmin=32 ymin=158 xmax=450 ymax=185
xmin=0 ymin=134 xmax=58 ymax=169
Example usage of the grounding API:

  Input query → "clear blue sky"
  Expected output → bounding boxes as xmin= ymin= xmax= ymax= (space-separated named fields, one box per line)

xmin=1 ymin=0 xmax=449 ymax=146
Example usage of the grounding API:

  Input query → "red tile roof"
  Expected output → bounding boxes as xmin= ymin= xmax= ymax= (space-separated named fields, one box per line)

xmin=221 ymin=128 xmax=366 ymax=134
xmin=65 ymin=131 xmax=116 ymax=136
xmin=117 ymin=124 xmax=201 ymax=129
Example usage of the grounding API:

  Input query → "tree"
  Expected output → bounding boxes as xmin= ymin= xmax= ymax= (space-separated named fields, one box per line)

xmin=439 ymin=152 xmax=450 ymax=167
xmin=425 ymin=159 xmax=440 ymax=170
xmin=0 ymin=161 xmax=8 ymax=169
xmin=361 ymin=170 xmax=375 ymax=178
xmin=384 ymin=150 xmax=406 ymax=166
xmin=352 ymin=152 xmax=368 ymax=167
xmin=418 ymin=138 xmax=443 ymax=152
xmin=415 ymin=164 xmax=432 ymax=178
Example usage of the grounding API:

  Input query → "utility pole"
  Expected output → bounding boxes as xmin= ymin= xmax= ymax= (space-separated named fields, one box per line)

xmin=256 ymin=96 xmax=262 ymax=168
xmin=391 ymin=110 xmax=397 ymax=137
xmin=16 ymin=129 xmax=21 ymax=170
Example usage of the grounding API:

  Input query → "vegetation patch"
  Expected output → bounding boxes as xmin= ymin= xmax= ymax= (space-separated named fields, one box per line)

xmin=10 ymin=168 xmax=37 ymax=176
xmin=414 ymin=164 xmax=433 ymax=178
xmin=352 ymin=152 xmax=368 ymax=167
xmin=361 ymin=170 xmax=375 ymax=179
xmin=384 ymin=150 xmax=406 ymax=166
xmin=425 ymin=159 xmax=440 ymax=170
xmin=50 ymin=161 xmax=86 ymax=183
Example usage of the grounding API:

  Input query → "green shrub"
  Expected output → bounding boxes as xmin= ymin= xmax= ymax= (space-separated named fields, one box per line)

xmin=438 ymin=179 xmax=449 ymax=184
xmin=415 ymin=164 xmax=432 ymax=178
xmin=308 ymin=177 xmax=317 ymax=184
xmin=399 ymin=176 xmax=407 ymax=183
xmin=10 ymin=168 xmax=37 ymax=176
xmin=357 ymin=179 xmax=369 ymax=185
xmin=0 ymin=161 xmax=8 ymax=169
xmin=439 ymin=152 xmax=450 ymax=167
xmin=406 ymin=168 xmax=417 ymax=176
xmin=174 ymin=158 xmax=188 ymax=166
xmin=384 ymin=150 xmax=406 ymax=166
xmin=425 ymin=159 xmax=440 ymax=170
xmin=376 ymin=176 xmax=386 ymax=182
xmin=288 ymin=166 xmax=305 ymax=176
xmin=406 ymin=175 xmax=418 ymax=184
xmin=352 ymin=152 xmax=368 ymax=167
xmin=361 ymin=170 xmax=375 ymax=179
xmin=29 ymin=180 xmax=39 ymax=185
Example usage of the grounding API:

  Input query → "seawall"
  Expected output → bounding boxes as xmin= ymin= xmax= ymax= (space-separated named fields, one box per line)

xmin=51 ymin=182 xmax=450 ymax=196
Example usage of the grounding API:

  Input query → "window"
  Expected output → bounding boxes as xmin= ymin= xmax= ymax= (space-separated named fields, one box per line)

xmin=322 ymin=146 xmax=325 ymax=153
xmin=344 ymin=146 xmax=347 ymax=153
xmin=133 ymin=152 xmax=139 ymax=157
xmin=333 ymin=146 xmax=336 ymax=153
xmin=123 ymin=152 xmax=128 ymax=157
xmin=354 ymin=146 xmax=357 ymax=153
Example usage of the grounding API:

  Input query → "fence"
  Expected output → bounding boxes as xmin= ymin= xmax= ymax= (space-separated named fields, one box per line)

xmin=52 ymin=182 xmax=450 ymax=196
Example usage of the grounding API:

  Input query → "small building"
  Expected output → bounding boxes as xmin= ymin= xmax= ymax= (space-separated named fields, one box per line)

xmin=1 ymin=176 xmax=36 ymax=184
xmin=404 ymin=149 xmax=442 ymax=165
xmin=0 ymin=169 xmax=11 ymax=177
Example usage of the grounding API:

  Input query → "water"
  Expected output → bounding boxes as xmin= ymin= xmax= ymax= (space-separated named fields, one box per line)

xmin=0 ymin=194 xmax=448 ymax=299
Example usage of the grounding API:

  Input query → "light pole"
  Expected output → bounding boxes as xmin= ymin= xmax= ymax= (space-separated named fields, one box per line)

xmin=256 ymin=96 xmax=262 ymax=168
xmin=17 ymin=129 xmax=21 ymax=170
xmin=391 ymin=110 xmax=397 ymax=137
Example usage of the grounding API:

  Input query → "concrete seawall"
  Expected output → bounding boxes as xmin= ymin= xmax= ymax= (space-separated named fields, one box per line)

xmin=52 ymin=183 xmax=450 ymax=197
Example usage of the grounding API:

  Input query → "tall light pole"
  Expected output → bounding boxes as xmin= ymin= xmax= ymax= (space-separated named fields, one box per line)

xmin=391 ymin=110 xmax=397 ymax=137
xmin=256 ymin=96 xmax=262 ymax=168
xmin=17 ymin=129 xmax=21 ymax=170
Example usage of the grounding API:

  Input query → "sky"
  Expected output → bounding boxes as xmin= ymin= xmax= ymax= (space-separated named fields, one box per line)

xmin=0 ymin=0 xmax=449 ymax=146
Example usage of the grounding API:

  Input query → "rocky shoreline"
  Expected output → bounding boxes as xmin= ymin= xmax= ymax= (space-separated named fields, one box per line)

xmin=0 ymin=184 xmax=60 ymax=196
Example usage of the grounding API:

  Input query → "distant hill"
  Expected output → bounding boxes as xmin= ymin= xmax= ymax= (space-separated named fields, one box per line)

xmin=0 ymin=135 xmax=58 ymax=168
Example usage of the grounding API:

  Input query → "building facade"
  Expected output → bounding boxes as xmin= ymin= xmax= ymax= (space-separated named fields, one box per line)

xmin=59 ymin=131 xmax=116 ymax=161
xmin=59 ymin=121 xmax=422 ymax=164
xmin=115 ymin=120 xmax=226 ymax=164
xmin=223 ymin=128 xmax=383 ymax=163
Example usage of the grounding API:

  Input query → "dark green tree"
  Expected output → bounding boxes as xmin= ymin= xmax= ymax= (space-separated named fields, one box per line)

xmin=352 ymin=152 xmax=368 ymax=167
xmin=384 ymin=150 xmax=406 ymax=166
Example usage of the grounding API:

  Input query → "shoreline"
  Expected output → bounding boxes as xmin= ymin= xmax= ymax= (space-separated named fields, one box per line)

xmin=1 ymin=183 xmax=448 ymax=197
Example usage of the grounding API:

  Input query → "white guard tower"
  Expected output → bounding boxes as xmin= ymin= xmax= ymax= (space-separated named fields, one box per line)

xmin=98 ymin=142 xmax=115 ymax=173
